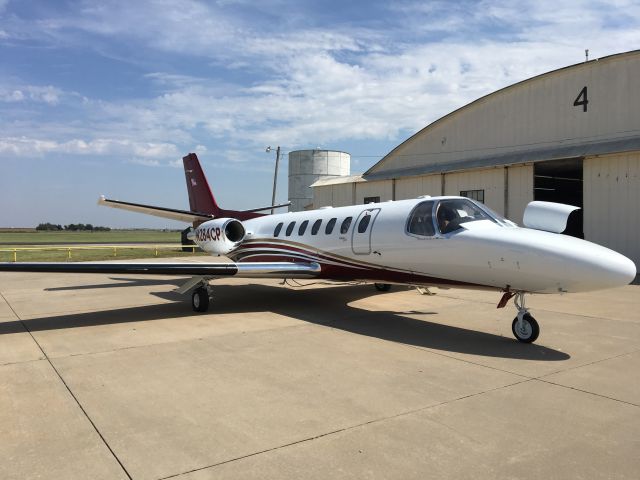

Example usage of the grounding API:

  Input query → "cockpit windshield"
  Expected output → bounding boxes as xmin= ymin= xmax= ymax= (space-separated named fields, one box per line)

xmin=436 ymin=198 xmax=499 ymax=234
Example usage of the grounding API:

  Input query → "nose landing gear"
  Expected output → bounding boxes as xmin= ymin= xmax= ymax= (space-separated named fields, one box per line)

xmin=511 ymin=292 xmax=539 ymax=343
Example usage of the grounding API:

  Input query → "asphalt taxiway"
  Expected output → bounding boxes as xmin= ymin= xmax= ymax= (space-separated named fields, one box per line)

xmin=1 ymin=257 xmax=638 ymax=479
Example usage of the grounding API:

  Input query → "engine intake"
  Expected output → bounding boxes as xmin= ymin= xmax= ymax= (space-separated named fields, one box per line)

xmin=194 ymin=218 xmax=246 ymax=255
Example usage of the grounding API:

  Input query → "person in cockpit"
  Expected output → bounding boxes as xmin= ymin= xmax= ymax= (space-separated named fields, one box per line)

xmin=437 ymin=203 xmax=457 ymax=233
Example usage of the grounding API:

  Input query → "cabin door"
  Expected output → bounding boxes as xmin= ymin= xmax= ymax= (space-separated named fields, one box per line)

xmin=351 ymin=208 xmax=381 ymax=255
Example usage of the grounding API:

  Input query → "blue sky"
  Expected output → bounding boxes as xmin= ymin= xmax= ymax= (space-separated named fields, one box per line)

xmin=1 ymin=0 xmax=639 ymax=228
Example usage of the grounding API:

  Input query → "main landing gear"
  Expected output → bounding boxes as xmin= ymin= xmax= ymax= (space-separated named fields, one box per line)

xmin=192 ymin=283 xmax=214 ymax=313
xmin=511 ymin=292 xmax=539 ymax=343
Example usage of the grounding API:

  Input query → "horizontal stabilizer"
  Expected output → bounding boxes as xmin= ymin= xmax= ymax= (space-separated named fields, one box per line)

xmin=241 ymin=201 xmax=291 ymax=213
xmin=98 ymin=196 xmax=213 ymax=223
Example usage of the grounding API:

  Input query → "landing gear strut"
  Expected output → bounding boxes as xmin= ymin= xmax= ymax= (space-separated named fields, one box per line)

xmin=191 ymin=283 xmax=213 ymax=313
xmin=511 ymin=292 xmax=539 ymax=343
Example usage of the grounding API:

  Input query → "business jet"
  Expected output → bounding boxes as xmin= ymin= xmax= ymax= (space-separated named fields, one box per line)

xmin=0 ymin=153 xmax=635 ymax=344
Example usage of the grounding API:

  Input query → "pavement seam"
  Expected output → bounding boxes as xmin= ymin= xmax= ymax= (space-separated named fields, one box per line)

xmin=533 ymin=378 xmax=640 ymax=408
xmin=158 ymin=377 xmax=533 ymax=480
xmin=0 ymin=291 xmax=134 ymax=480
xmin=533 ymin=348 xmax=640 ymax=380
xmin=0 ymin=357 xmax=46 ymax=368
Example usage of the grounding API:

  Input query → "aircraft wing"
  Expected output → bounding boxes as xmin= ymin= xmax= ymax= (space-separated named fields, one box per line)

xmin=0 ymin=261 xmax=321 ymax=278
xmin=98 ymin=196 xmax=213 ymax=223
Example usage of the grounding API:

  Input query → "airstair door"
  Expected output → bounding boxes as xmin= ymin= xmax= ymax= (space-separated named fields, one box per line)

xmin=351 ymin=208 xmax=381 ymax=255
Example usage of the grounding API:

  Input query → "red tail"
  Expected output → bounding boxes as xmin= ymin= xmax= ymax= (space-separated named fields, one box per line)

xmin=182 ymin=153 xmax=265 ymax=221
xmin=183 ymin=153 xmax=220 ymax=215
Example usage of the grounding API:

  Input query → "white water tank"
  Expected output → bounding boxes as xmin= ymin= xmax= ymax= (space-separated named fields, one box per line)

xmin=288 ymin=149 xmax=350 ymax=211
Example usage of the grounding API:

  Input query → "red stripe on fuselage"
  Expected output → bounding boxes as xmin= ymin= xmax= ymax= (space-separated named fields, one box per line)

xmin=230 ymin=239 xmax=486 ymax=288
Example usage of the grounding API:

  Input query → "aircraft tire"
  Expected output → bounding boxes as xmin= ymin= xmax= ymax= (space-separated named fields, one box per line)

xmin=374 ymin=283 xmax=392 ymax=292
xmin=511 ymin=313 xmax=539 ymax=343
xmin=192 ymin=287 xmax=210 ymax=313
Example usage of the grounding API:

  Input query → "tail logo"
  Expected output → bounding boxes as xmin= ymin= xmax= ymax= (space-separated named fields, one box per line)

xmin=190 ymin=178 xmax=198 ymax=186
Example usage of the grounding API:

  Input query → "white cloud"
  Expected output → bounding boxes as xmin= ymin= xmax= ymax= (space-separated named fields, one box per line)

xmin=0 ymin=85 xmax=62 ymax=104
xmin=1 ymin=0 xmax=639 ymax=166
xmin=0 ymin=137 xmax=179 ymax=158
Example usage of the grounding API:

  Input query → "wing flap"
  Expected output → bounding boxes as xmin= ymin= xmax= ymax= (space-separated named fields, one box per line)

xmin=98 ymin=196 xmax=213 ymax=223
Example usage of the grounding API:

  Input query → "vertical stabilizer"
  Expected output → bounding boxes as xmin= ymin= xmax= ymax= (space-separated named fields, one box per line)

xmin=183 ymin=153 xmax=220 ymax=215
xmin=182 ymin=153 xmax=266 ymax=221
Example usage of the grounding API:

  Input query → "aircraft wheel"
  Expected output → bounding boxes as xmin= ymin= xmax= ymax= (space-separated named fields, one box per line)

xmin=192 ymin=287 xmax=210 ymax=313
xmin=374 ymin=283 xmax=392 ymax=292
xmin=511 ymin=313 xmax=539 ymax=343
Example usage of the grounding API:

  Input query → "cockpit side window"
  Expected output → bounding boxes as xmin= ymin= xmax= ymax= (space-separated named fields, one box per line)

xmin=407 ymin=201 xmax=435 ymax=236
xmin=436 ymin=199 xmax=495 ymax=234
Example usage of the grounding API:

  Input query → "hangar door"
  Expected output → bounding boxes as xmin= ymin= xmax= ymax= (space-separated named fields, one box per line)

xmin=534 ymin=158 xmax=583 ymax=238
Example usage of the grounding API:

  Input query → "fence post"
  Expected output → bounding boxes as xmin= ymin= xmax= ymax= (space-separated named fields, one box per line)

xmin=13 ymin=249 xmax=17 ymax=262
xmin=67 ymin=248 xmax=71 ymax=259
xmin=113 ymin=247 xmax=117 ymax=257
xmin=155 ymin=246 xmax=158 ymax=257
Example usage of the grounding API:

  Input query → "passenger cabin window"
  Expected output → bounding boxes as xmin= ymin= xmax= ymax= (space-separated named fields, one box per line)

xmin=286 ymin=221 xmax=296 ymax=236
xmin=325 ymin=218 xmax=337 ymax=234
xmin=340 ymin=217 xmax=353 ymax=234
xmin=436 ymin=199 xmax=495 ymax=234
xmin=311 ymin=219 xmax=322 ymax=235
xmin=358 ymin=214 xmax=371 ymax=233
xmin=407 ymin=201 xmax=435 ymax=236
xmin=274 ymin=222 xmax=284 ymax=237
xmin=298 ymin=220 xmax=309 ymax=235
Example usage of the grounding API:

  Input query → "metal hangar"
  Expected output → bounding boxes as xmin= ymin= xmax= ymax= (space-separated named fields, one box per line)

xmin=311 ymin=50 xmax=640 ymax=266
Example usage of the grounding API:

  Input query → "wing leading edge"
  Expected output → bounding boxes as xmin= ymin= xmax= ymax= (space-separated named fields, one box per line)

xmin=0 ymin=261 xmax=321 ymax=278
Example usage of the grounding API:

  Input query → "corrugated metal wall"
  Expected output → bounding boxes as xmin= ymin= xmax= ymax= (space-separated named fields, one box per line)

xmin=313 ymin=168 xmax=535 ymax=224
xmin=355 ymin=181 xmax=393 ymax=204
xmin=444 ymin=169 xmax=506 ymax=215
xmin=395 ymin=175 xmax=442 ymax=199
xmin=507 ymin=165 xmax=534 ymax=225
xmin=313 ymin=183 xmax=355 ymax=208
xmin=584 ymin=152 xmax=640 ymax=265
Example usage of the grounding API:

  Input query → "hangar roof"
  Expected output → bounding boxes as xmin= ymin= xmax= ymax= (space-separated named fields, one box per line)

xmin=310 ymin=174 xmax=364 ymax=187
xmin=364 ymin=49 xmax=640 ymax=178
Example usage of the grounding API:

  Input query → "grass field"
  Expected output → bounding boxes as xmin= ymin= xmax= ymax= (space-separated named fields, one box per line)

xmin=0 ymin=230 xmax=204 ymax=262
xmin=0 ymin=247 xmax=206 ymax=263
xmin=0 ymin=230 xmax=181 ymax=245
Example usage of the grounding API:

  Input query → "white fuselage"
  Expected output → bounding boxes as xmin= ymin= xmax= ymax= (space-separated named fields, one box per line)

xmin=193 ymin=197 xmax=636 ymax=294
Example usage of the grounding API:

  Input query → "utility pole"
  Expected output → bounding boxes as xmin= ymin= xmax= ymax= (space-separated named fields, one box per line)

xmin=266 ymin=146 xmax=281 ymax=214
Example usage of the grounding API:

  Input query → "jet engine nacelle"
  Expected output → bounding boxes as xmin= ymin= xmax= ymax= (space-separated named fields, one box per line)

xmin=192 ymin=218 xmax=246 ymax=255
xmin=523 ymin=201 xmax=580 ymax=233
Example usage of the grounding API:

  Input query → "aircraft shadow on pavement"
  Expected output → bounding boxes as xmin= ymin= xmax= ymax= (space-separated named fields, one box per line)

xmin=45 ymin=277 xmax=187 ymax=291
xmin=4 ymin=283 xmax=570 ymax=361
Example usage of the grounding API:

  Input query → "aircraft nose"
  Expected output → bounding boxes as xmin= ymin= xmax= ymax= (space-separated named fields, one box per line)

xmin=602 ymin=251 xmax=637 ymax=287
xmin=577 ymin=247 xmax=637 ymax=291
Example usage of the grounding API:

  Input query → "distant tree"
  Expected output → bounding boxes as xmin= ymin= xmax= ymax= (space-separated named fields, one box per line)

xmin=60 ymin=223 xmax=111 ymax=231
xmin=36 ymin=222 xmax=63 ymax=231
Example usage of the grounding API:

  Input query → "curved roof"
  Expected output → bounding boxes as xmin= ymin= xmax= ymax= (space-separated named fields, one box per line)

xmin=365 ymin=49 xmax=640 ymax=178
